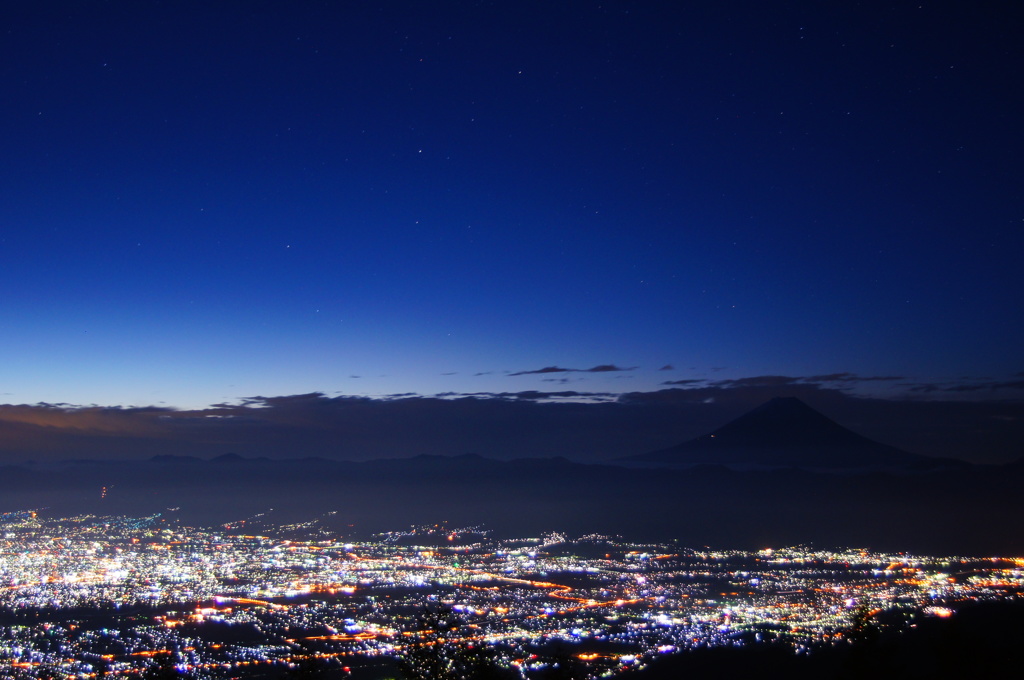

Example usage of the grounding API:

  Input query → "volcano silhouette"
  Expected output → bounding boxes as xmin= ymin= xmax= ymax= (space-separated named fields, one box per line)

xmin=623 ymin=397 xmax=959 ymax=471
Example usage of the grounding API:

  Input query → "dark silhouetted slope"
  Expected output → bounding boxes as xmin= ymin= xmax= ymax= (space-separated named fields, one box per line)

xmin=636 ymin=599 xmax=1024 ymax=680
xmin=622 ymin=397 xmax=964 ymax=471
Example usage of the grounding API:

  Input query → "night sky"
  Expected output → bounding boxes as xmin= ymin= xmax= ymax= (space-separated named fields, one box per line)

xmin=2 ymin=2 xmax=1022 ymax=463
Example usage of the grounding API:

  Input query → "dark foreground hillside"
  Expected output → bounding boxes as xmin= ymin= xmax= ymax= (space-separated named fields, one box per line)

xmin=636 ymin=599 xmax=1024 ymax=680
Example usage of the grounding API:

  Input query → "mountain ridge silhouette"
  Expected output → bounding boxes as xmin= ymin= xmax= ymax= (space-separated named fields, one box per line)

xmin=622 ymin=397 xmax=965 ymax=471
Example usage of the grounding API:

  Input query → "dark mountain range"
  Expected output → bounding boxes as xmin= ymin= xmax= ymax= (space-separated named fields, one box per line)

xmin=621 ymin=397 xmax=966 ymax=471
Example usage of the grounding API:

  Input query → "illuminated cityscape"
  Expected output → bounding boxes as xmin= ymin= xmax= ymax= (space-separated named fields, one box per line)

xmin=3 ymin=3 xmax=1021 ymax=677
xmin=1 ymin=510 xmax=1020 ymax=678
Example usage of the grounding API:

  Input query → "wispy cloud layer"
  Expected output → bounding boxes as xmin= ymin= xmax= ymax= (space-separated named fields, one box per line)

xmin=0 ymin=373 xmax=1021 ymax=465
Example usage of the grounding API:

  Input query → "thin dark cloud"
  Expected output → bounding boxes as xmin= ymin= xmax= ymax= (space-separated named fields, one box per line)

xmin=509 ymin=366 xmax=572 ymax=376
xmin=498 ymin=391 xmax=588 ymax=401
xmin=806 ymin=372 xmax=859 ymax=382
xmin=661 ymin=379 xmax=706 ymax=386
xmin=659 ymin=365 xmax=674 ymax=371
xmin=807 ymin=373 xmax=905 ymax=383
xmin=708 ymin=374 xmax=905 ymax=389
xmin=909 ymin=379 xmax=1024 ymax=393
xmin=709 ymin=375 xmax=803 ymax=388
xmin=434 ymin=390 xmax=618 ymax=402
xmin=238 ymin=393 xmax=326 ymax=407
xmin=510 ymin=364 xmax=634 ymax=376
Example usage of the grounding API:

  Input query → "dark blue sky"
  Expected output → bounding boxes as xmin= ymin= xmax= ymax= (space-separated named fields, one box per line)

xmin=2 ymin=1 xmax=1021 ymax=411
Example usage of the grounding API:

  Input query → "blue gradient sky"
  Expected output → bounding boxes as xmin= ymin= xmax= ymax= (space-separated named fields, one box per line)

xmin=2 ymin=1 xmax=1021 ymax=410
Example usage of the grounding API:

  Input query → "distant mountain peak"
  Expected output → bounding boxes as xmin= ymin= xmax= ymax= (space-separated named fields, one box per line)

xmin=694 ymin=396 xmax=869 ymax=449
xmin=623 ymin=397 xmax=961 ymax=471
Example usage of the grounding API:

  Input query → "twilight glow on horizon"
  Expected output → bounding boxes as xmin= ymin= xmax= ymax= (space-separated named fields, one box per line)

xmin=1 ymin=2 xmax=1021 ymax=412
